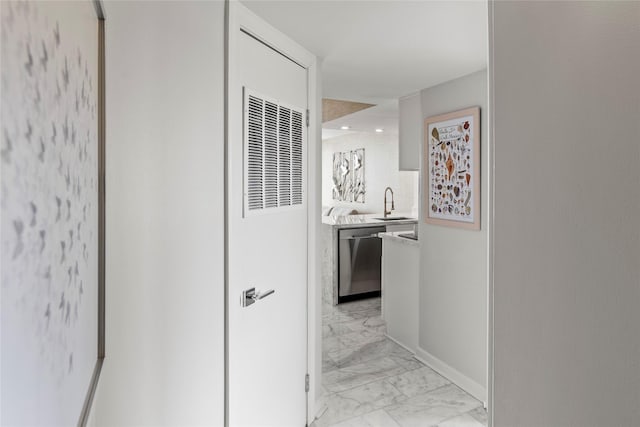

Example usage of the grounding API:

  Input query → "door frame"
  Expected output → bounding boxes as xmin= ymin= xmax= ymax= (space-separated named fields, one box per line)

xmin=487 ymin=2 xmax=495 ymax=425
xmin=224 ymin=1 xmax=320 ymax=425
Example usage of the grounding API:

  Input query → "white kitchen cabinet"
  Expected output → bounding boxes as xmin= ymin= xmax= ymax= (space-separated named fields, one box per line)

xmin=398 ymin=92 xmax=422 ymax=171
xmin=381 ymin=233 xmax=419 ymax=353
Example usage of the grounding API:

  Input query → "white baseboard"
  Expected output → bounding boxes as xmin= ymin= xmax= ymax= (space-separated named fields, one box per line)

xmin=314 ymin=396 xmax=327 ymax=420
xmin=415 ymin=346 xmax=487 ymax=403
xmin=385 ymin=333 xmax=416 ymax=355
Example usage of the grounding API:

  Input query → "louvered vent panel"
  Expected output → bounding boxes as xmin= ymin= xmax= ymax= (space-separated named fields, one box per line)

xmin=264 ymin=101 xmax=279 ymax=208
xmin=291 ymin=110 xmax=303 ymax=205
xmin=247 ymin=95 xmax=264 ymax=211
xmin=244 ymin=89 xmax=305 ymax=215
xmin=278 ymin=107 xmax=292 ymax=207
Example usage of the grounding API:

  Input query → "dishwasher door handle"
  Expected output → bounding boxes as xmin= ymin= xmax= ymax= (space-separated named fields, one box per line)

xmin=340 ymin=234 xmax=380 ymax=240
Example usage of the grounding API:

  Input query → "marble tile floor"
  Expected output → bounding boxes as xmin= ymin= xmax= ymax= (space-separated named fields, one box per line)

xmin=313 ymin=297 xmax=487 ymax=427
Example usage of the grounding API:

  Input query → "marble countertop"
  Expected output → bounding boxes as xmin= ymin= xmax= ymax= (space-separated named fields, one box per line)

xmin=379 ymin=231 xmax=420 ymax=247
xmin=321 ymin=213 xmax=418 ymax=228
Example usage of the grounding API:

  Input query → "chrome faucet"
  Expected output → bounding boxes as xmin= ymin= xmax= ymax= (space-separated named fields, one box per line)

xmin=384 ymin=187 xmax=395 ymax=217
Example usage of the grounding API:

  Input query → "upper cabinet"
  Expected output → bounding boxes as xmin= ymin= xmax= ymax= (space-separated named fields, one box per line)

xmin=398 ymin=92 xmax=422 ymax=171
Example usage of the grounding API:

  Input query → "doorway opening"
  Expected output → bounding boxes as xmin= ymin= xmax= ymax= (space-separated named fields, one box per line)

xmin=236 ymin=1 xmax=491 ymax=426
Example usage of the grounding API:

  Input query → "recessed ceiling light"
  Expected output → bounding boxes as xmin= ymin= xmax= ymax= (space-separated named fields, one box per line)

xmin=340 ymin=125 xmax=350 ymax=130
xmin=375 ymin=128 xmax=384 ymax=133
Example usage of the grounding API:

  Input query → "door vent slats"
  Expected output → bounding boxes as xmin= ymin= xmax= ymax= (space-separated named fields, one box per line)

xmin=244 ymin=89 xmax=306 ymax=215
xmin=279 ymin=107 xmax=291 ymax=207
xmin=247 ymin=95 xmax=264 ymax=211
xmin=264 ymin=101 xmax=279 ymax=208
xmin=291 ymin=110 xmax=303 ymax=205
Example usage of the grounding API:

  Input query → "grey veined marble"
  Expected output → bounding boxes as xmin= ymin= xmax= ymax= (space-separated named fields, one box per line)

xmin=314 ymin=298 xmax=486 ymax=427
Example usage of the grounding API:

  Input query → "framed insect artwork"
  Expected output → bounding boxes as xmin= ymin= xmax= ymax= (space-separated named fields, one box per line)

xmin=424 ymin=107 xmax=480 ymax=230
xmin=1 ymin=1 xmax=105 ymax=425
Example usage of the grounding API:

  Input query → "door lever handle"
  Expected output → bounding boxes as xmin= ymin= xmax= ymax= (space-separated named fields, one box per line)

xmin=254 ymin=289 xmax=275 ymax=300
xmin=241 ymin=287 xmax=275 ymax=307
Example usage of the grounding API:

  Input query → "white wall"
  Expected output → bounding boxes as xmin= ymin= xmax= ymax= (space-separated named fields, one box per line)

xmin=90 ymin=2 xmax=225 ymax=425
xmin=491 ymin=2 xmax=640 ymax=426
xmin=322 ymin=132 xmax=418 ymax=215
xmin=418 ymin=70 xmax=488 ymax=400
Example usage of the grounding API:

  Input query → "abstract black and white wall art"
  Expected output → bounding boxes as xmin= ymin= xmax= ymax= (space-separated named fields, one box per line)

xmin=1 ymin=1 xmax=100 ymax=424
xmin=331 ymin=148 xmax=365 ymax=203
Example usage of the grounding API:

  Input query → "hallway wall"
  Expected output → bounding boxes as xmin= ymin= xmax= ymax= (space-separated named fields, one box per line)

xmin=90 ymin=2 xmax=225 ymax=425
xmin=417 ymin=69 xmax=488 ymax=401
xmin=491 ymin=2 xmax=640 ymax=425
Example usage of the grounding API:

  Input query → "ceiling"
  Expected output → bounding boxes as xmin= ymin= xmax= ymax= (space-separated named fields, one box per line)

xmin=322 ymin=100 xmax=399 ymax=140
xmin=241 ymin=0 xmax=488 ymax=106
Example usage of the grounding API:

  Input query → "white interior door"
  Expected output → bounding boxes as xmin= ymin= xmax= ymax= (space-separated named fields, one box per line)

xmin=227 ymin=30 xmax=309 ymax=426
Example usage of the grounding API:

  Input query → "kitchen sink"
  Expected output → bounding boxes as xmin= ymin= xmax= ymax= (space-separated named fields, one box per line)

xmin=373 ymin=216 xmax=411 ymax=221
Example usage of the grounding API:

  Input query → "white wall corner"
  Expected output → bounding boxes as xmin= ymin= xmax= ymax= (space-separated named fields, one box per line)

xmin=415 ymin=346 xmax=488 ymax=404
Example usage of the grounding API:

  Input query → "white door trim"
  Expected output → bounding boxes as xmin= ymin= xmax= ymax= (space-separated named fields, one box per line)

xmin=225 ymin=1 xmax=319 ymax=425
xmin=487 ymin=1 xmax=495 ymax=424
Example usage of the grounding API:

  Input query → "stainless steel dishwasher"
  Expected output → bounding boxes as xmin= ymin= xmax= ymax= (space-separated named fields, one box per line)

xmin=338 ymin=226 xmax=386 ymax=303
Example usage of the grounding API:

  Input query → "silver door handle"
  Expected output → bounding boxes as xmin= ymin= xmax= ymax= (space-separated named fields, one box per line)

xmin=241 ymin=287 xmax=275 ymax=307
